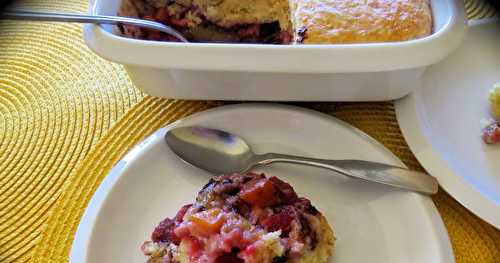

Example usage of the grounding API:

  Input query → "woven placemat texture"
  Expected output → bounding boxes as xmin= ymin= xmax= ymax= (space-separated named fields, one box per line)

xmin=0 ymin=1 xmax=143 ymax=262
xmin=0 ymin=0 xmax=498 ymax=262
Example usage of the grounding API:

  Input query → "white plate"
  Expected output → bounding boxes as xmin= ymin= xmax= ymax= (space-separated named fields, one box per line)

xmin=70 ymin=104 xmax=453 ymax=262
xmin=396 ymin=19 xmax=500 ymax=228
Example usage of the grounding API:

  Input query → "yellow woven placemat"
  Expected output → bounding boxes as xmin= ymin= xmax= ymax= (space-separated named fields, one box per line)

xmin=0 ymin=1 xmax=142 ymax=262
xmin=0 ymin=0 xmax=498 ymax=262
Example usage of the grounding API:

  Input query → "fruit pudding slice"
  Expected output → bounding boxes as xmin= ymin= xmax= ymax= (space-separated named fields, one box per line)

xmin=141 ymin=173 xmax=335 ymax=263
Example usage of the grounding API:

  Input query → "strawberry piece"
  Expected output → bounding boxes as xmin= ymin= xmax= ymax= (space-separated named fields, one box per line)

xmin=260 ymin=206 xmax=297 ymax=236
xmin=151 ymin=217 xmax=179 ymax=244
xmin=269 ymin=176 xmax=298 ymax=204
xmin=151 ymin=204 xmax=192 ymax=244
xmin=175 ymin=204 xmax=192 ymax=223
xmin=482 ymin=122 xmax=500 ymax=144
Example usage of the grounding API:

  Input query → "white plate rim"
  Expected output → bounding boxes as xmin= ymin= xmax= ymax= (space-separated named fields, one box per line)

xmin=69 ymin=103 xmax=454 ymax=262
xmin=395 ymin=19 xmax=500 ymax=229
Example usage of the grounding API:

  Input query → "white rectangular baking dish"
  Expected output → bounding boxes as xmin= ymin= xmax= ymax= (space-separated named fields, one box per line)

xmin=84 ymin=0 xmax=467 ymax=101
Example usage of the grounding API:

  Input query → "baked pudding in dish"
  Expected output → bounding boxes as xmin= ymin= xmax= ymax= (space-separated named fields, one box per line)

xmin=118 ymin=0 xmax=432 ymax=44
xmin=141 ymin=173 xmax=335 ymax=263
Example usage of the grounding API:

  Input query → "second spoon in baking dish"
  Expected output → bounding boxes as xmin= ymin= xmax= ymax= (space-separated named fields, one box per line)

xmin=1 ymin=9 xmax=188 ymax=42
xmin=165 ymin=126 xmax=439 ymax=195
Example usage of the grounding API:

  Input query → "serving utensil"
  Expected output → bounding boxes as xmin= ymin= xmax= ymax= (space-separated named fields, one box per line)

xmin=165 ymin=126 xmax=439 ymax=195
xmin=1 ymin=9 xmax=188 ymax=42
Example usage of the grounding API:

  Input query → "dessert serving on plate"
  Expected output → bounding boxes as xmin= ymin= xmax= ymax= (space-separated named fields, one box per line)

xmin=118 ymin=0 xmax=432 ymax=44
xmin=141 ymin=172 xmax=335 ymax=263
xmin=482 ymin=83 xmax=500 ymax=144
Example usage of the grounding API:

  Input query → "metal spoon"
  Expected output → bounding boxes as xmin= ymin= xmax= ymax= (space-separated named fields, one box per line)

xmin=1 ymin=9 xmax=188 ymax=42
xmin=165 ymin=126 xmax=439 ymax=195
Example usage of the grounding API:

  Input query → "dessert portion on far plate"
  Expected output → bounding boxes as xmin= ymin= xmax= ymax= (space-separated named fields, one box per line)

xmin=118 ymin=0 xmax=432 ymax=44
xmin=482 ymin=83 xmax=500 ymax=144
xmin=141 ymin=172 xmax=335 ymax=263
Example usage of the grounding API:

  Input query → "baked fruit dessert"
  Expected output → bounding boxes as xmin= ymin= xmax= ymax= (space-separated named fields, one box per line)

xmin=118 ymin=0 xmax=432 ymax=44
xmin=141 ymin=172 xmax=335 ymax=263
xmin=482 ymin=84 xmax=500 ymax=145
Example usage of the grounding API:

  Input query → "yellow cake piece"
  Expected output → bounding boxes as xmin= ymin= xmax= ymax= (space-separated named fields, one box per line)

xmin=489 ymin=83 xmax=500 ymax=119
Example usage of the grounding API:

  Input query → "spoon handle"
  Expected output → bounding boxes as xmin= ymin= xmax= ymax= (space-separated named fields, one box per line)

xmin=1 ymin=9 xmax=188 ymax=42
xmin=253 ymin=153 xmax=438 ymax=195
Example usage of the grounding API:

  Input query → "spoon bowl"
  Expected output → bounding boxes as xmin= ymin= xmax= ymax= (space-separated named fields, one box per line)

xmin=166 ymin=126 xmax=255 ymax=174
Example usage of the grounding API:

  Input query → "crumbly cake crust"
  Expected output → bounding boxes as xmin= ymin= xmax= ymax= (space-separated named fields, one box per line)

xmin=294 ymin=0 xmax=432 ymax=43
xmin=192 ymin=0 xmax=292 ymax=30
xmin=296 ymin=215 xmax=335 ymax=263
